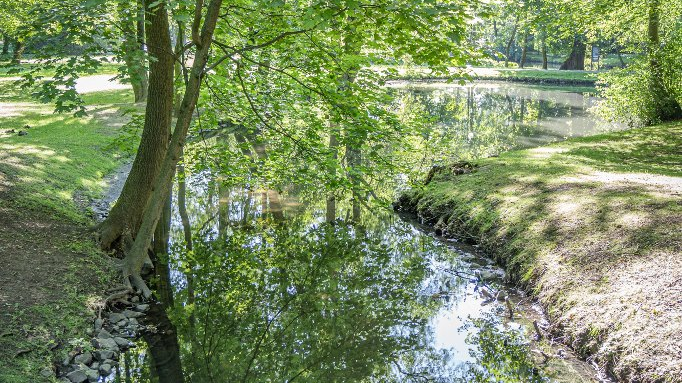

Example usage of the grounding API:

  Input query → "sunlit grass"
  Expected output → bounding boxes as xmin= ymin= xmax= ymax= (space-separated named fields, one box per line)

xmin=402 ymin=122 xmax=682 ymax=381
xmin=0 ymin=88 xmax=134 ymax=222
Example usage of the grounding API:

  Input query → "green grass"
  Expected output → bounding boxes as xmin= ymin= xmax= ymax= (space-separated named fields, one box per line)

xmin=490 ymin=68 xmax=597 ymax=82
xmin=375 ymin=65 xmax=598 ymax=85
xmin=399 ymin=122 xmax=682 ymax=381
xmin=0 ymin=89 xmax=135 ymax=221
xmin=0 ymin=84 xmax=135 ymax=382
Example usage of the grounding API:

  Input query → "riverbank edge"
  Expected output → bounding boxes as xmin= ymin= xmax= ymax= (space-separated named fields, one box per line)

xmin=394 ymin=123 xmax=682 ymax=383
xmin=387 ymin=74 xmax=596 ymax=87
xmin=0 ymin=88 xmax=137 ymax=382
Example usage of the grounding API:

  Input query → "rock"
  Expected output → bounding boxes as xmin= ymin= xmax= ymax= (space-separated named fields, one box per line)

xmin=478 ymin=270 xmax=498 ymax=281
xmin=74 ymin=352 xmax=92 ymax=365
xmin=66 ymin=370 xmax=88 ymax=383
xmin=96 ymin=338 xmax=119 ymax=352
xmin=63 ymin=354 xmax=73 ymax=366
xmin=99 ymin=363 xmax=112 ymax=375
xmin=122 ymin=309 xmax=144 ymax=319
xmin=113 ymin=337 xmax=130 ymax=348
xmin=109 ymin=313 xmax=126 ymax=323
xmin=84 ymin=367 xmax=99 ymax=382
xmin=95 ymin=350 xmax=114 ymax=361
xmin=94 ymin=319 xmax=103 ymax=332
xmin=40 ymin=367 xmax=53 ymax=377
xmin=117 ymin=320 xmax=127 ymax=327
xmin=17 ymin=130 xmax=28 ymax=136
xmin=128 ymin=318 xmax=138 ymax=326
xmin=97 ymin=329 xmax=113 ymax=339
xmin=135 ymin=304 xmax=149 ymax=312
xmin=130 ymin=296 xmax=140 ymax=303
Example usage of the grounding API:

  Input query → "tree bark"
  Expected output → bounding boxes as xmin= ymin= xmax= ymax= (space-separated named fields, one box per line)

xmin=11 ymin=40 xmax=24 ymax=64
xmin=542 ymin=37 xmax=548 ymax=70
xmin=121 ymin=0 xmax=223 ymax=297
xmin=646 ymin=0 xmax=682 ymax=121
xmin=97 ymin=0 xmax=175 ymax=250
xmin=119 ymin=0 xmax=148 ymax=102
xmin=519 ymin=32 xmax=530 ymax=68
xmin=560 ymin=36 xmax=585 ymax=70
xmin=326 ymin=130 xmax=338 ymax=223
xmin=504 ymin=21 xmax=518 ymax=68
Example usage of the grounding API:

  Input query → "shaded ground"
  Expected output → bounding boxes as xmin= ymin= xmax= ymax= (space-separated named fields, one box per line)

xmin=397 ymin=123 xmax=682 ymax=382
xmin=0 ymin=80 xmax=134 ymax=382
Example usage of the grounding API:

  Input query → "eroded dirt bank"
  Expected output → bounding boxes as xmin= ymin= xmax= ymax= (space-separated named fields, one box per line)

xmin=395 ymin=123 xmax=682 ymax=382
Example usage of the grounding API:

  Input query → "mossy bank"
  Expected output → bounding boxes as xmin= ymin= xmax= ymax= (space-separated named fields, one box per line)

xmin=396 ymin=123 xmax=682 ymax=382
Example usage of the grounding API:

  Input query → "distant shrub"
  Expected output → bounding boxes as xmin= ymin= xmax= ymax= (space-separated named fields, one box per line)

xmin=596 ymin=32 xmax=682 ymax=126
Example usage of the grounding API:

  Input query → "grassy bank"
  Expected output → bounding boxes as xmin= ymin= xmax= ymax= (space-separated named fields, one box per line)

xmin=0 ymin=84 xmax=134 ymax=382
xmin=376 ymin=65 xmax=598 ymax=86
xmin=396 ymin=123 xmax=682 ymax=382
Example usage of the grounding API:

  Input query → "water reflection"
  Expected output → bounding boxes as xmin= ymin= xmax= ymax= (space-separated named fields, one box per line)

xmin=104 ymin=176 xmax=585 ymax=382
xmin=391 ymin=82 xmax=620 ymax=162
xmin=110 ymin=83 xmax=610 ymax=382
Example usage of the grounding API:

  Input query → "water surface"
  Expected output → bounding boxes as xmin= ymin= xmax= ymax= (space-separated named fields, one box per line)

xmin=111 ymin=83 xmax=619 ymax=382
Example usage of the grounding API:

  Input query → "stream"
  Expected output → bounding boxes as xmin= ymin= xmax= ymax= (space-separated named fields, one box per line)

xmin=106 ymin=82 xmax=621 ymax=382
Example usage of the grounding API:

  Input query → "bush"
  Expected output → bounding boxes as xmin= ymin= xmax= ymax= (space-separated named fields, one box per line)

xmin=596 ymin=34 xmax=682 ymax=126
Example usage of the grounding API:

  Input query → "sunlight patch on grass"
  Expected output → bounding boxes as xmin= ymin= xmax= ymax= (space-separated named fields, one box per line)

xmin=402 ymin=122 xmax=682 ymax=381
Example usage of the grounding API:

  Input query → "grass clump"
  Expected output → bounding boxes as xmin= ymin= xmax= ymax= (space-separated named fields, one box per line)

xmin=399 ymin=123 xmax=682 ymax=382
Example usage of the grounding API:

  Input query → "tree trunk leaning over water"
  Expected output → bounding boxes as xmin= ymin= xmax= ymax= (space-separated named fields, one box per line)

xmin=96 ymin=0 xmax=174 ymax=251
xmin=121 ymin=0 xmax=223 ymax=297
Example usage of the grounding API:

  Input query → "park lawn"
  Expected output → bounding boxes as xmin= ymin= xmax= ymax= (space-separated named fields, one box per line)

xmin=397 ymin=122 xmax=682 ymax=382
xmin=0 ymin=85 xmax=135 ymax=382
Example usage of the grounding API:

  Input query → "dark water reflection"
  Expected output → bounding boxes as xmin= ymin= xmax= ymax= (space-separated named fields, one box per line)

xmin=111 ymin=83 xmax=614 ymax=382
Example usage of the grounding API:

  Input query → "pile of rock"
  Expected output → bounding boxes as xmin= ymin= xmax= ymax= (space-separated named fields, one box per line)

xmin=59 ymin=304 xmax=149 ymax=383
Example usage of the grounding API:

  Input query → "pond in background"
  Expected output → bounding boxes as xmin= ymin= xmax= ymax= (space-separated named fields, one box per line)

xmin=106 ymin=82 xmax=621 ymax=382
xmin=390 ymin=81 xmax=620 ymax=162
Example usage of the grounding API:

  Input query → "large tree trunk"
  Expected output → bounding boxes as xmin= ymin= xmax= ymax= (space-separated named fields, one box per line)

xmin=647 ymin=0 xmax=682 ymax=122
xmin=560 ymin=36 xmax=585 ymax=70
xmin=121 ymin=0 xmax=223 ymax=296
xmin=11 ymin=40 xmax=24 ymax=64
xmin=97 ymin=0 xmax=175 ymax=250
